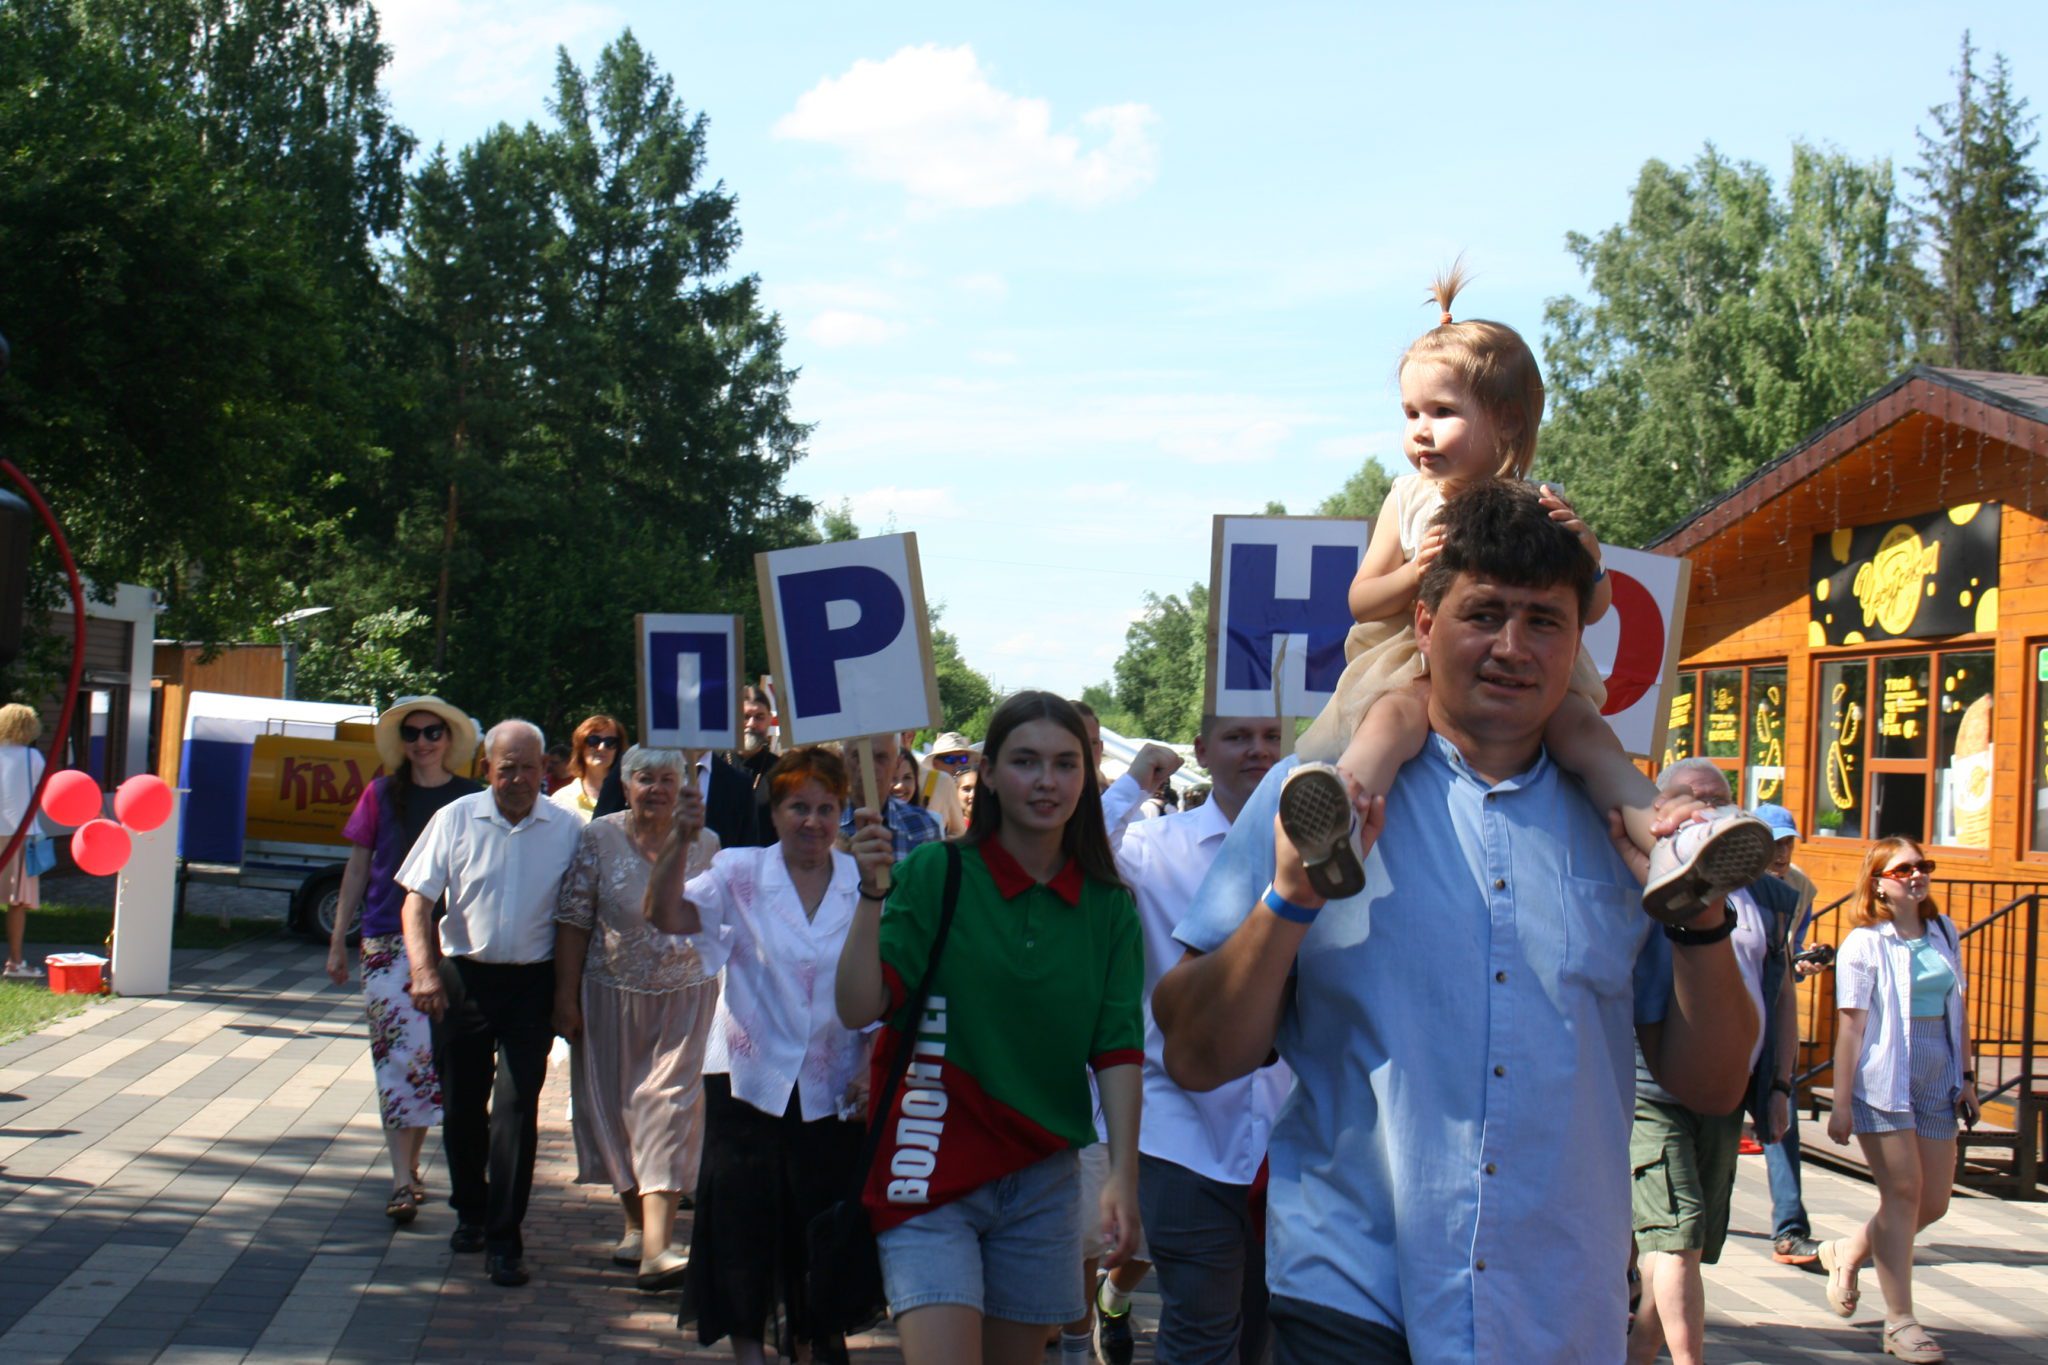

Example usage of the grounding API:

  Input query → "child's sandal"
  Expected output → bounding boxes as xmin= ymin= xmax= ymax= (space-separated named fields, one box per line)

xmin=385 ymin=1185 xmax=419 ymax=1225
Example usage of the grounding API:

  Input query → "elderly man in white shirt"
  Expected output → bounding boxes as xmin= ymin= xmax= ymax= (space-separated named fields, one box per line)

xmin=400 ymin=719 xmax=583 ymax=1288
xmin=1087 ymin=716 xmax=1291 ymax=1365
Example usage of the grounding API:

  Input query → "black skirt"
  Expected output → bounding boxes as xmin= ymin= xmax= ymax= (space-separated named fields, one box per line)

xmin=685 ymin=1073 xmax=865 ymax=1360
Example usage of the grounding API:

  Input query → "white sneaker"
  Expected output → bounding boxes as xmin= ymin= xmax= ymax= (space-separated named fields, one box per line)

xmin=1642 ymin=806 xmax=1777 ymax=925
xmin=612 ymin=1229 xmax=643 ymax=1265
xmin=1278 ymin=763 xmax=1367 ymax=901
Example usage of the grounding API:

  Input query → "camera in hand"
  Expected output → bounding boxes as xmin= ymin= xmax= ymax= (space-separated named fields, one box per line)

xmin=1791 ymin=943 xmax=1835 ymax=969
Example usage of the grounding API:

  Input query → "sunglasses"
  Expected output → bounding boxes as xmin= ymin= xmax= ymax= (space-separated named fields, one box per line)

xmin=584 ymin=736 xmax=620 ymax=751
xmin=1877 ymin=859 xmax=1937 ymax=882
xmin=399 ymin=722 xmax=447 ymax=743
xmin=932 ymin=752 xmax=975 ymax=767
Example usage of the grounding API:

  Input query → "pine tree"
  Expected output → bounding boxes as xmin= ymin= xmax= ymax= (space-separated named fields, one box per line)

xmin=1909 ymin=33 xmax=2047 ymax=372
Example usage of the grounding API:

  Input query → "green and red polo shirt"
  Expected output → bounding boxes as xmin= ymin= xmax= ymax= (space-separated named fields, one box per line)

xmin=863 ymin=837 xmax=1144 ymax=1231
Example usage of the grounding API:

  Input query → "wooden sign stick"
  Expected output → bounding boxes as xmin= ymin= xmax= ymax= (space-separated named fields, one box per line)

xmin=856 ymin=741 xmax=890 ymax=894
xmin=1273 ymin=637 xmax=1295 ymax=741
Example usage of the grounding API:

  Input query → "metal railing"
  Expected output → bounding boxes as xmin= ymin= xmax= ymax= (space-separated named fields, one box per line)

xmin=1792 ymin=879 xmax=2043 ymax=1194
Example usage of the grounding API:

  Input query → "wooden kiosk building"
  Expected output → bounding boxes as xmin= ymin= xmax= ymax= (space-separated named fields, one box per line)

xmin=1650 ymin=365 xmax=2048 ymax=1193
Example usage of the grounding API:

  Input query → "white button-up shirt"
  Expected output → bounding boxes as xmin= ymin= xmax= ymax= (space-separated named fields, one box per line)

xmin=1837 ymin=915 xmax=1968 ymax=1114
xmin=397 ymin=789 xmax=582 ymax=964
xmin=684 ymin=845 xmax=867 ymax=1121
xmin=1103 ymin=774 xmax=1292 ymax=1184
xmin=1728 ymin=888 xmax=1770 ymax=1075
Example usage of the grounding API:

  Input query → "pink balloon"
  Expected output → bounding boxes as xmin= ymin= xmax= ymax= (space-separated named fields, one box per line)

xmin=41 ymin=769 xmax=105 ymax=827
xmin=114 ymin=774 xmax=175 ymax=833
xmin=70 ymin=819 xmax=132 ymax=877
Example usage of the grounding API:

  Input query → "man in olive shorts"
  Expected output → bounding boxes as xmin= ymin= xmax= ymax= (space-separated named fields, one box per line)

xmin=1628 ymin=758 xmax=1799 ymax=1365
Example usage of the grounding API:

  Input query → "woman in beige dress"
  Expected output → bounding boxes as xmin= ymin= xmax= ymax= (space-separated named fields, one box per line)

xmin=553 ymin=745 xmax=719 ymax=1289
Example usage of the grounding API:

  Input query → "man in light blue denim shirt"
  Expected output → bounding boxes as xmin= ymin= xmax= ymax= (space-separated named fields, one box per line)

xmin=1155 ymin=481 xmax=1756 ymax=1364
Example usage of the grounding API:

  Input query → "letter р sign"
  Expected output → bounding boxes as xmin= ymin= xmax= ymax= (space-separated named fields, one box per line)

xmin=754 ymin=533 xmax=941 ymax=747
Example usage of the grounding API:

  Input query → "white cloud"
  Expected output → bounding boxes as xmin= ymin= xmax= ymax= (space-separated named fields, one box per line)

xmin=381 ymin=0 xmax=620 ymax=110
xmin=805 ymin=311 xmax=907 ymax=348
xmin=779 ymin=281 xmax=903 ymax=313
xmin=839 ymin=486 xmax=962 ymax=527
xmin=775 ymin=45 xmax=1159 ymax=210
xmin=954 ymin=272 xmax=1010 ymax=300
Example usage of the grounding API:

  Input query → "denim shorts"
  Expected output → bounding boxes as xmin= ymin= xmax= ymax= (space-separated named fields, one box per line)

xmin=876 ymin=1148 xmax=1083 ymax=1324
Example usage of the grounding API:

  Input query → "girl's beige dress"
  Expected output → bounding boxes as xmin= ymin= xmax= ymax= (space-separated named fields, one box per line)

xmin=1297 ymin=473 xmax=1606 ymax=762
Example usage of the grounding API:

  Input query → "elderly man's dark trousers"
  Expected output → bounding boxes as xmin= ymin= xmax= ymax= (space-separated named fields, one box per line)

xmin=434 ymin=957 xmax=554 ymax=1257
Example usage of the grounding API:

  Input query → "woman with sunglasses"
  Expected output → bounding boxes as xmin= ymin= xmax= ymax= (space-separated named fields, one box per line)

xmin=327 ymin=697 xmax=483 ymax=1225
xmin=1819 ymin=838 xmax=1980 ymax=1363
xmin=551 ymin=714 xmax=626 ymax=823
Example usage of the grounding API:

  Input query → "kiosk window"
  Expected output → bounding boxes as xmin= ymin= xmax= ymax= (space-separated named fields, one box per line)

xmin=1663 ymin=672 xmax=1699 ymax=766
xmin=2033 ymin=645 xmax=2048 ymax=855
xmin=1813 ymin=648 xmax=1992 ymax=849
xmin=1747 ymin=666 xmax=1788 ymax=807
xmin=1661 ymin=662 xmax=1787 ymax=802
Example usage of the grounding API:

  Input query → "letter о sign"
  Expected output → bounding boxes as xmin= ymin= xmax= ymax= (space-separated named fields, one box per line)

xmin=1580 ymin=543 xmax=1692 ymax=760
xmin=756 ymin=533 xmax=941 ymax=745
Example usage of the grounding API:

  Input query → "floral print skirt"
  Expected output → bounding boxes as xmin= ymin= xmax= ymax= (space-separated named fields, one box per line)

xmin=361 ymin=934 xmax=443 ymax=1130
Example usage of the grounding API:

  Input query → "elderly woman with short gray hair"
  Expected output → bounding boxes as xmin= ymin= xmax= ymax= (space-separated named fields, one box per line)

xmin=554 ymin=744 xmax=720 ymax=1290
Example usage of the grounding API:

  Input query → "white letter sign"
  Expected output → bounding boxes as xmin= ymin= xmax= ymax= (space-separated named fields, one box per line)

xmin=1206 ymin=515 xmax=1371 ymax=718
xmin=755 ymin=533 xmax=940 ymax=746
xmin=636 ymin=613 xmax=742 ymax=752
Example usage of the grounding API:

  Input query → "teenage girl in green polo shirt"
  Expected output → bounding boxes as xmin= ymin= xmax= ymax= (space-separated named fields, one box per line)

xmin=838 ymin=690 xmax=1146 ymax=1365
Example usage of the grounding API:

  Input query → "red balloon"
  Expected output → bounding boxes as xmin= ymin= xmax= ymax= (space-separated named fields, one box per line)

xmin=114 ymin=774 xmax=175 ymax=833
xmin=41 ymin=769 xmax=105 ymax=827
xmin=71 ymin=819 xmax=132 ymax=877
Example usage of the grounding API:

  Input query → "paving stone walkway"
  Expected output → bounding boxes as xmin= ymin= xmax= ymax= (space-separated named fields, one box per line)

xmin=0 ymin=935 xmax=2043 ymax=1363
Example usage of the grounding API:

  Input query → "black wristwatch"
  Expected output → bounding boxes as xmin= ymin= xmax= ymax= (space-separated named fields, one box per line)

xmin=1663 ymin=904 xmax=1738 ymax=946
xmin=1771 ymin=1078 xmax=1794 ymax=1097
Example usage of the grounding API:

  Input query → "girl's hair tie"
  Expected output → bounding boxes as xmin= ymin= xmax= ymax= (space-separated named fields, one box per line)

xmin=1440 ymin=310 xmax=1453 ymax=327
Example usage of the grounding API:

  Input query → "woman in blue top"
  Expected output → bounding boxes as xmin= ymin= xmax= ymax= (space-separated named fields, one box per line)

xmin=1820 ymin=837 xmax=1981 ymax=1364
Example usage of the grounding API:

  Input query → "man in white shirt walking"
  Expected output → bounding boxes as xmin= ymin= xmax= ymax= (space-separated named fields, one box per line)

xmin=1092 ymin=716 xmax=1291 ymax=1365
xmin=400 ymin=720 xmax=583 ymax=1288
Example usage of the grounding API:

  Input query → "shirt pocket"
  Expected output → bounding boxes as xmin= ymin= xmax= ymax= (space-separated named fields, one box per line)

xmin=1560 ymin=875 xmax=1643 ymax=1000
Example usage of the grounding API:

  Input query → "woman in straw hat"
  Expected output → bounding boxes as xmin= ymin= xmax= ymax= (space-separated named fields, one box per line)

xmin=326 ymin=697 xmax=482 ymax=1224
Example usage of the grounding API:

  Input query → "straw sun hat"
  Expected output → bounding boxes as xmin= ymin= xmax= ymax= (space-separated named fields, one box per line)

xmin=373 ymin=696 xmax=480 ymax=772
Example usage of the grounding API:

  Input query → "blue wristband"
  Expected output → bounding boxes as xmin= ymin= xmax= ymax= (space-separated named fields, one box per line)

xmin=1262 ymin=884 xmax=1321 ymax=925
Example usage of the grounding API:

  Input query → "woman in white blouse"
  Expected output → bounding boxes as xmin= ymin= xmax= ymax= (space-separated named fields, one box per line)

xmin=1820 ymin=837 xmax=1980 ymax=1364
xmin=646 ymin=745 xmax=871 ymax=1365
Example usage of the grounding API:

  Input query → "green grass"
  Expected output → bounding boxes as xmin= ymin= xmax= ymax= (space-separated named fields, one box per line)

xmin=0 ymin=979 xmax=91 ymax=1045
xmin=27 ymin=902 xmax=283 ymax=954
xmin=0 ymin=903 xmax=282 ymax=1045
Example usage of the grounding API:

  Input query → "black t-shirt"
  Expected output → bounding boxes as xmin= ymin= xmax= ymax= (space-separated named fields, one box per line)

xmin=394 ymin=775 xmax=483 ymax=847
xmin=392 ymin=776 xmax=482 ymax=923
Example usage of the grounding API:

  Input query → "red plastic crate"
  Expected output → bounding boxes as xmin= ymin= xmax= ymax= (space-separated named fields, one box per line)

xmin=45 ymin=955 xmax=106 ymax=995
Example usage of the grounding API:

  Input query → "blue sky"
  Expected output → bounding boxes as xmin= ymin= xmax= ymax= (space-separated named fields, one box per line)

xmin=379 ymin=2 xmax=2047 ymax=702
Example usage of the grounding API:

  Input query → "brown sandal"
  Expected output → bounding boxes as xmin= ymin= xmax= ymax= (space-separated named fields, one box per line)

xmin=385 ymin=1185 xmax=419 ymax=1225
xmin=1884 ymin=1318 xmax=1944 ymax=1362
